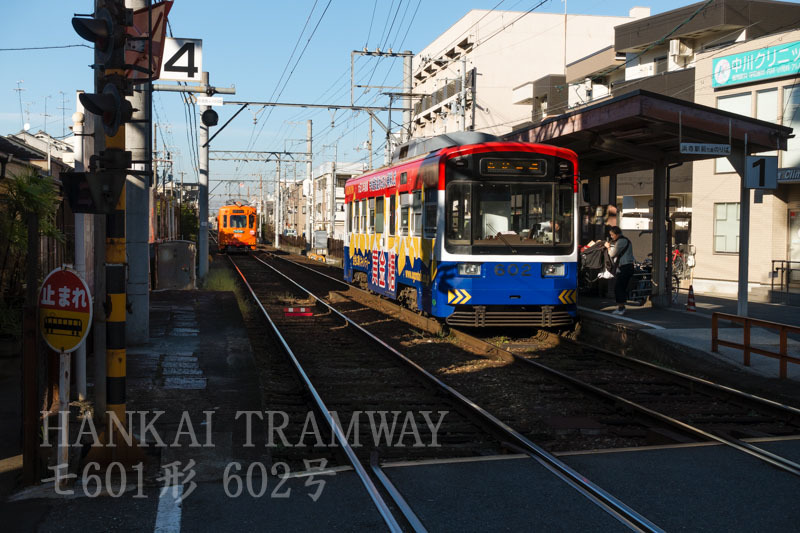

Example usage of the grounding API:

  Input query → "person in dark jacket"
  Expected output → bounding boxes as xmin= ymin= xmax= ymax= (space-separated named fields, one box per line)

xmin=605 ymin=226 xmax=634 ymax=315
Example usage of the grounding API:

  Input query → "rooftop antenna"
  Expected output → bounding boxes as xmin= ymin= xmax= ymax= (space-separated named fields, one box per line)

xmin=24 ymin=102 xmax=32 ymax=131
xmin=43 ymin=94 xmax=52 ymax=135
xmin=58 ymin=91 xmax=68 ymax=137
xmin=14 ymin=80 xmax=25 ymax=132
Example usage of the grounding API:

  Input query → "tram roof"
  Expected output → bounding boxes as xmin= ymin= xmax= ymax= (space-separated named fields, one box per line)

xmin=505 ymin=89 xmax=793 ymax=176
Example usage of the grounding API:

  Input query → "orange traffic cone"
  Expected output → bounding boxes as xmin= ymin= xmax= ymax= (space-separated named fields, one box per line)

xmin=686 ymin=284 xmax=696 ymax=312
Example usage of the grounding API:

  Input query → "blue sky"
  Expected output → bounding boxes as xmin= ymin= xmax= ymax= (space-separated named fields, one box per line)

xmin=1 ymin=0 xmax=710 ymax=209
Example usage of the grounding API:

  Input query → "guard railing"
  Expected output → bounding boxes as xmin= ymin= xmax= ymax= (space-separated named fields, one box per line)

xmin=711 ymin=312 xmax=800 ymax=379
xmin=770 ymin=260 xmax=800 ymax=304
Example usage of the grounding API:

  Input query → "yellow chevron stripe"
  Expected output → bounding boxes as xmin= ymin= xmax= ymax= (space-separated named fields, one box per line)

xmin=447 ymin=289 xmax=471 ymax=305
xmin=558 ymin=289 xmax=576 ymax=305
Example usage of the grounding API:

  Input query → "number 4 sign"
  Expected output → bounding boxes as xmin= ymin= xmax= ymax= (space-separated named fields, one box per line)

xmin=159 ymin=38 xmax=202 ymax=82
xmin=745 ymin=155 xmax=778 ymax=190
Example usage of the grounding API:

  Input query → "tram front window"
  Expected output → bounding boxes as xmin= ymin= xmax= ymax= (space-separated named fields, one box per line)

xmin=445 ymin=181 xmax=573 ymax=254
xmin=230 ymin=215 xmax=247 ymax=228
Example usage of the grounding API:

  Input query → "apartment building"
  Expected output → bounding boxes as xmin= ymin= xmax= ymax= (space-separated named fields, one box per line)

xmin=692 ymin=26 xmax=800 ymax=297
xmin=410 ymin=8 xmax=647 ymax=138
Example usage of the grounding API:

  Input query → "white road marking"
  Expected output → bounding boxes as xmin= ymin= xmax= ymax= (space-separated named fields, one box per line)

xmin=154 ymin=484 xmax=183 ymax=533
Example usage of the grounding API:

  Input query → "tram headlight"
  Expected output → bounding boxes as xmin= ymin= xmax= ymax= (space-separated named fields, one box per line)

xmin=542 ymin=263 xmax=565 ymax=277
xmin=457 ymin=263 xmax=482 ymax=276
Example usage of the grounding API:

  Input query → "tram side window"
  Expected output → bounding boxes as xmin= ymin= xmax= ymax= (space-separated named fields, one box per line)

xmin=360 ymin=200 xmax=367 ymax=232
xmin=447 ymin=183 xmax=472 ymax=243
xmin=223 ymin=215 xmax=227 ymax=228
xmin=400 ymin=192 xmax=410 ymax=235
xmin=249 ymin=214 xmax=255 ymax=228
xmin=411 ymin=191 xmax=422 ymax=235
xmin=555 ymin=187 xmax=573 ymax=245
xmin=423 ymin=187 xmax=437 ymax=239
xmin=368 ymin=198 xmax=376 ymax=232
xmin=389 ymin=194 xmax=396 ymax=236
xmin=375 ymin=196 xmax=384 ymax=233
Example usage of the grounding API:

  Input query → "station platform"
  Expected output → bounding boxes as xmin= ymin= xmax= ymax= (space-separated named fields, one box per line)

xmin=577 ymin=289 xmax=800 ymax=404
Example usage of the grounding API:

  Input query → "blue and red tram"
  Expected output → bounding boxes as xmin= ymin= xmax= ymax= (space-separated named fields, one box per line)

xmin=343 ymin=133 xmax=578 ymax=327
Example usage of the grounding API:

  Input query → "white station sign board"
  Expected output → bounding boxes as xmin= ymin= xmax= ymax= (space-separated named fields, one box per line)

xmin=196 ymin=96 xmax=223 ymax=107
xmin=679 ymin=143 xmax=731 ymax=155
xmin=745 ymin=155 xmax=778 ymax=189
xmin=159 ymin=38 xmax=203 ymax=82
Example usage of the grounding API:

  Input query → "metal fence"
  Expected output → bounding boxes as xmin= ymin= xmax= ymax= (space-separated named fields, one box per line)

xmin=771 ymin=260 xmax=800 ymax=304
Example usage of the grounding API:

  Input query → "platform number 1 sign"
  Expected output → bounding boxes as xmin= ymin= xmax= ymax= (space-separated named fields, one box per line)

xmin=159 ymin=38 xmax=203 ymax=82
xmin=745 ymin=155 xmax=778 ymax=190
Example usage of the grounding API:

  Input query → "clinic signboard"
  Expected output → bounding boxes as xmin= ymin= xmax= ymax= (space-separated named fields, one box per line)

xmin=713 ymin=40 xmax=800 ymax=88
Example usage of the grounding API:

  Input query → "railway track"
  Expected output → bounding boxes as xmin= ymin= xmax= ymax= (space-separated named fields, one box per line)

xmin=262 ymin=250 xmax=800 ymax=478
xmin=227 ymin=252 xmax=663 ymax=532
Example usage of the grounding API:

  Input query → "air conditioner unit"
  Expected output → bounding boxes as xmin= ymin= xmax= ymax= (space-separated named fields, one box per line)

xmin=669 ymin=39 xmax=693 ymax=58
xmin=583 ymin=78 xmax=592 ymax=91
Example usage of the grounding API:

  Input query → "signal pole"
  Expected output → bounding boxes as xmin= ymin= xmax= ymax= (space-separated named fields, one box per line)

xmin=198 ymin=74 xmax=210 ymax=281
xmin=73 ymin=0 xmax=142 ymax=467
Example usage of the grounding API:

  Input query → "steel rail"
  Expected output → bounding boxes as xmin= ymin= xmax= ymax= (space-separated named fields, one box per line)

xmin=251 ymin=253 xmax=663 ymax=533
xmin=568 ymin=338 xmax=800 ymax=420
xmin=227 ymin=255 xmax=403 ymax=533
xmin=268 ymin=253 xmax=800 ymax=473
xmin=513 ymin=355 xmax=800 ymax=476
xmin=370 ymin=453 xmax=429 ymax=533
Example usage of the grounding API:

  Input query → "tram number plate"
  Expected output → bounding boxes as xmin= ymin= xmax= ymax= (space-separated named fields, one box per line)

xmin=494 ymin=264 xmax=532 ymax=276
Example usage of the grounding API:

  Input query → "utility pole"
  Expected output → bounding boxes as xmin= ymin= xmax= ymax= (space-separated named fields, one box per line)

xmin=402 ymin=51 xmax=412 ymax=143
xmin=73 ymin=109 xmax=87 ymax=401
xmin=127 ymin=0 xmax=151 ymax=344
xmin=323 ymin=144 xmax=337 ymax=239
xmin=179 ymin=171 xmax=185 ymax=239
xmin=306 ymin=119 xmax=313 ymax=244
xmin=152 ymin=74 xmax=234 ymax=277
xmin=274 ymin=159 xmax=281 ymax=247
xmin=368 ymin=115 xmax=373 ymax=170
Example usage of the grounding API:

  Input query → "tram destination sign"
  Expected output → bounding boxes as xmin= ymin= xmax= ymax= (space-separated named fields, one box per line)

xmin=712 ymin=40 xmax=800 ymax=88
xmin=38 ymin=267 xmax=92 ymax=354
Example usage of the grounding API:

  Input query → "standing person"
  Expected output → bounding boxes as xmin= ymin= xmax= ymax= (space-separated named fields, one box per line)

xmin=605 ymin=226 xmax=634 ymax=315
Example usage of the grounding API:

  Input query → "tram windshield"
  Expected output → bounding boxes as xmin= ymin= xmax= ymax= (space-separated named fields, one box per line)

xmin=229 ymin=215 xmax=248 ymax=228
xmin=445 ymin=181 xmax=574 ymax=255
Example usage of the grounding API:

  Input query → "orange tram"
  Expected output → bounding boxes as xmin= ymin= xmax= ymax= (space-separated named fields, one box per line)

xmin=217 ymin=203 xmax=257 ymax=253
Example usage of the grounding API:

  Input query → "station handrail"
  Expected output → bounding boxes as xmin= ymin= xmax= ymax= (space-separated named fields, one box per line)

xmin=711 ymin=312 xmax=800 ymax=379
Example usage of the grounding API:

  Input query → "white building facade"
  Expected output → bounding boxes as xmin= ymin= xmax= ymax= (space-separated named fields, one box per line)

xmin=410 ymin=8 xmax=648 ymax=138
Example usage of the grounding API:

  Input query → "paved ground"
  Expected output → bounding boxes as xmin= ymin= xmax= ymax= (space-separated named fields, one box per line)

xmin=2 ymin=258 xmax=800 ymax=531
